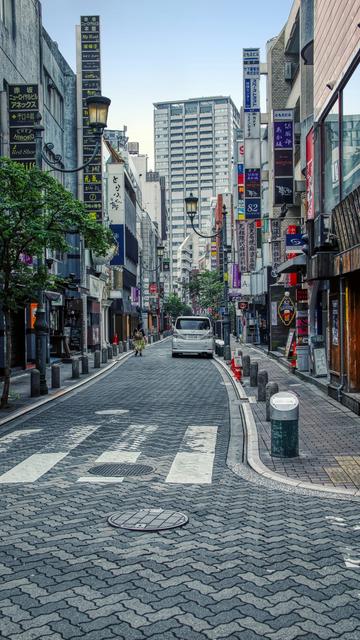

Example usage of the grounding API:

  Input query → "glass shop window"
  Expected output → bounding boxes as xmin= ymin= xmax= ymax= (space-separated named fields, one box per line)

xmin=323 ymin=101 xmax=340 ymax=212
xmin=342 ymin=64 xmax=360 ymax=199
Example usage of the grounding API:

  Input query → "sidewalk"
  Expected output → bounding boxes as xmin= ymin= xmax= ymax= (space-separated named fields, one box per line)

xmin=235 ymin=341 xmax=360 ymax=492
xmin=0 ymin=349 xmax=131 ymax=426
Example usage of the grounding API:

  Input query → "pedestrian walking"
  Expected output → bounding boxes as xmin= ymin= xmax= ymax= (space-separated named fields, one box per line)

xmin=133 ymin=324 xmax=146 ymax=357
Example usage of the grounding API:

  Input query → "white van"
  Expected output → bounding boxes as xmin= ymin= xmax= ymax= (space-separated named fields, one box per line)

xmin=172 ymin=316 xmax=214 ymax=358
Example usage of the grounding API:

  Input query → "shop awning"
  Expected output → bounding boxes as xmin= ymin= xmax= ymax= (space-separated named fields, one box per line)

xmin=277 ymin=254 xmax=306 ymax=274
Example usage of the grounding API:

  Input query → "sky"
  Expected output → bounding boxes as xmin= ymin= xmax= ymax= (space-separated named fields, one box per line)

xmin=40 ymin=0 xmax=292 ymax=167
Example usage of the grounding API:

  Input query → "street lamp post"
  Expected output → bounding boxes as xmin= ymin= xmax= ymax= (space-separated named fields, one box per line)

xmin=184 ymin=193 xmax=231 ymax=361
xmin=32 ymin=95 xmax=111 ymax=394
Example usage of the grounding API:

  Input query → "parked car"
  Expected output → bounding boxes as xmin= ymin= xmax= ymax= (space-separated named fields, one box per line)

xmin=172 ymin=316 xmax=214 ymax=358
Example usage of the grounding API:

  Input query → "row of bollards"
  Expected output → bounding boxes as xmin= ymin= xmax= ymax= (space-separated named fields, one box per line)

xmin=240 ymin=353 xmax=298 ymax=458
xmin=30 ymin=345 xmax=122 ymax=399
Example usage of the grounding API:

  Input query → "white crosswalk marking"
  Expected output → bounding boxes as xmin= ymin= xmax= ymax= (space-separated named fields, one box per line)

xmin=95 ymin=410 xmax=129 ymax=415
xmin=165 ymin=426 xmax=218 ymax=484
xmin=0 ymin=425 xmax=98 ymax=484
xmin=0 ymin=429 xmax=41 ymax=453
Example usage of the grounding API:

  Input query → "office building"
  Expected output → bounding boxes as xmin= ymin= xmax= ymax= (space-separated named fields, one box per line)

xmin=153 ymin=96 xmax=240 ymax=287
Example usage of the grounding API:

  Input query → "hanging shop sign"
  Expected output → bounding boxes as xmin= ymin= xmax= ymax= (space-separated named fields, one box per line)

xmin=80 ymin=16 xmax=103 ymax=221
xmin=278 ymin=293 xmax=296 ymax=326
xmin=248 ymin=221 xmax=257 ymax=272
xmin=237 ymin=221 xmax=248 ymax=273
xmin=306 ymin=128 xmax=314 ymax=220
xmin=273 ymin=109 xmax=294 ymax=206
xmin=243 ymin=49 xmax=261 ymax=221
xmin=8 ymin=84 xmax=38 ymax=168
xmin=149 ymin=282 xmax=158 ymax=294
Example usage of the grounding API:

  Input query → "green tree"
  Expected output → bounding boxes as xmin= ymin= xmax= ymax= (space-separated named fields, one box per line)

xmin=164 ymin=293 xmax=191 ymax=322
xmin=0 ymin=158 xmax=114 ymax=408
xmin=188 ymin=270 xmax=223 ymax=317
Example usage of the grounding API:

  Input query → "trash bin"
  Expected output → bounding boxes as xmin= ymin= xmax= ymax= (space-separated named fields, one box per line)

xmin=270 ymin=392 xmax=299 ymax=457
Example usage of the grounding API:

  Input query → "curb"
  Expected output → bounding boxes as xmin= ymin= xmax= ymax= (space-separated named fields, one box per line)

xmin=0 ymin=337 xmax=170 ymax=429
xmin=214 ymin=356 xmax=360 ymax=499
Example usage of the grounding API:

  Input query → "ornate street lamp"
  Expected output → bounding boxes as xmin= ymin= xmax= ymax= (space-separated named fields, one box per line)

xmin=184 ymin=193 xmax=231 ymax=361
xmin=32 ymin=95 xmax=111 ymax=395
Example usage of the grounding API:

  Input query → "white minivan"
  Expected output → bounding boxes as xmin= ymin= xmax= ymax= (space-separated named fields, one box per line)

xmin=172 ymin=316 xmax=214 ymax=358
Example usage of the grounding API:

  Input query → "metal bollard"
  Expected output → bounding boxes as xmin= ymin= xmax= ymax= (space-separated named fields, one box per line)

xmin=81 ymin=355 xmax=89 ymax=375
xmin=112 ymin=344 xmax=118 ymax=357
xmin=270 ymin=392 xmax=299 ymax=457
xmin=72 ymin=357 xmax=80 ymax=379
xmin=266 ymin=381 xmax=279 ymax=421
xmin=118 ymin=342 xmax=123 ymax=354
xmin=123 ymin=341 xmax=127 ymax=353
xmin=107 ymin=346 xmax=113 ymax=360
xmin=31 ymin=369 xmax=41 ymax=397
xmin=51 ymin=364 xmax=61 ymax=388
xmin=94 ymin=350 xmax=101 ymax=368
xmin=242 ymin=355 xmax=250 ymax=377
xmin=257 ymin=370 xmax=269 ymax=402
xmin=250 ymin=362 xmax=258 ymax=387
xmin=102 ymin=348 xmax=108 ymax=364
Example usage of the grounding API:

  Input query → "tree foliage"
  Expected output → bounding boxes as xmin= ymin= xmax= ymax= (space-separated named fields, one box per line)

xmin=0 ymin=157 xmax=114 ymax=407
xmin=164 ymin=293 xmax=192 ymax=321
xmin=188 ymin=270 xmax=223 ymax=316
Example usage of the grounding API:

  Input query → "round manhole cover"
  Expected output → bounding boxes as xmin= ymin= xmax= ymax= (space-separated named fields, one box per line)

xmin=108 ymin=509 xmax=189 ymax=531
xmin=88 ymin=463 xmax=154 ymax=477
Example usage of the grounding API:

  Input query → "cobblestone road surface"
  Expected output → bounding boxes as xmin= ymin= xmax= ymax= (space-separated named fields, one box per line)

xmin=1 ymin=341 xmax=360 ymax=639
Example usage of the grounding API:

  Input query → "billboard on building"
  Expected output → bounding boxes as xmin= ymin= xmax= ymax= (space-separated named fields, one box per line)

xmin=8 ymin=84 xmax=38 ymax=168
xmin=243 ymin=48 xmax=261 ymax=221
xmin=306 ymin=128 xmax=314 ymax=220
xmin=273 ymin=109 xmax=294 ymax=206
xmin=80 ymin=16 xmax=103 ymax=221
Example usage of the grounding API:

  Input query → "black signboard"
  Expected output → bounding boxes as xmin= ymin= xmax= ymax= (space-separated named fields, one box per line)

xmin=8 ymin=84 xmax=39 ymax=167
xmin=274 ymin=177 xmax=294 ymax=205
xmin=80 ymin=16 xmax=102 ymax=221
xmin=274 ymin=149 xmax=293 ymax=177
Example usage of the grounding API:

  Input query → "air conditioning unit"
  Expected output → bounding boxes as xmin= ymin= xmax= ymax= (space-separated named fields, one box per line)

xmin=314 ymin=214 xmax=331 ymax=250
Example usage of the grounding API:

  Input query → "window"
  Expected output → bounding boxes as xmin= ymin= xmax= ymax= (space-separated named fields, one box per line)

xmin=1 ymin=0 xmax=14 ymax=35
xmin=323 ymin=101 xmax=340 ymax=212
xmin=342 ymin=64 xmax=360 ymax=198
xmin=185 ymin=103 xmax=198 ymax=114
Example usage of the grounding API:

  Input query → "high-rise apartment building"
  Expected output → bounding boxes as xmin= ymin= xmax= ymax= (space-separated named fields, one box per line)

xmin=153 ymin=96 xmax=241 ymax=285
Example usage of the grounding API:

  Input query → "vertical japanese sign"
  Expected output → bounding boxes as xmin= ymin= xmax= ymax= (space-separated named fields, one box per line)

xmin=237 ymin=141 xmax=245 ymax=221
xmin=80 ymin=16 xmax=103 ymax=221
xmin=247 ymin=221 xmax=257 ymax=272
xmin=243 ymin=48 xmax=261 ymax=221
xmin=8 ymin=84 xmax=38 ymax=168
xmin=306 ymin=128 xmax=314 ymax=220
xmin=237 ymin=221 xmax=248 ymax=273
xmin=273 ymin=109 xmax=294 ymax=206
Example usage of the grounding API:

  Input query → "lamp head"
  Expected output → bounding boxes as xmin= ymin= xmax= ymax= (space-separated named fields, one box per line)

xmin=86 ymin=95 xmax=111 ymax=134
xmin=185 ymin=192 xmax=198 ymax=222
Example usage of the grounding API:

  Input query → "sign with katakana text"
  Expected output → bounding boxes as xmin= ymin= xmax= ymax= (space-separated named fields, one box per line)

xmin=8 ymin=84 xmax=39 ymax=168
xmin=273 ymin=109 xmax=294 ymax=206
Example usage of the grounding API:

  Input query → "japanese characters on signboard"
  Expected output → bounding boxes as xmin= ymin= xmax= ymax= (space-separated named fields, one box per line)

xmin=110 ymin=224 xmax=125 ymax=266
xmin=237 ymin=221 xmax=248 ymax=273
xmin=81 ymin=16 xmax=103 ymax=221
xmin=8 ymin=84 xmax=38 ymax=168
xmin=247 ymin=220 xmax=257 ymax=272
xmin=273 ymin=109 xmax=294 ymax=206
xmin=237 ymin=141 xmax=245 ymax=220
xmin=243 ymin=48 xmax=261 ymax=221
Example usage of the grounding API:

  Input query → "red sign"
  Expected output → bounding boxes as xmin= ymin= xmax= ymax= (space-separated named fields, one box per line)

xmin=306 ymin=128 xmax=314 ymax=220
xmin=149 ymin=283 xmax=158 ymax=294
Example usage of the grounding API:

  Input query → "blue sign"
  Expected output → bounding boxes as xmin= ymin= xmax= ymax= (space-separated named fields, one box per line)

xmin=244 ymin=79 xmax=251 ymax=110
xmin=274 ymin=121 xmax=293 ymax=149
xmin=245 ymin=198 xmax=261 ymax=219
xmin=286 ymin=234 xmax=304 ymax=248
xmin=110 ymin=224 xmax=125 ymax=265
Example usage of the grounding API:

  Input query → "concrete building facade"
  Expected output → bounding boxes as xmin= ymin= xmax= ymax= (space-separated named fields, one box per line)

xmin=153 ymin=96 xmax=240 ymax=290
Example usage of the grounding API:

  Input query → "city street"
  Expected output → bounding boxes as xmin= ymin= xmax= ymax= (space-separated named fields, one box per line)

xmin=1 ymin=341 xmax=360 ymax=639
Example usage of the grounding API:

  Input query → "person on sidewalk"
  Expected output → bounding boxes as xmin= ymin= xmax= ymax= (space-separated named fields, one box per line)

xmin=133 ymin=325 xmax=146 ymax=357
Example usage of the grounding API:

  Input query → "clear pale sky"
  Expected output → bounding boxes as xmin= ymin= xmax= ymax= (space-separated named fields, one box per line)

xmin=40 ymin=0 xmax=292 ymax=167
